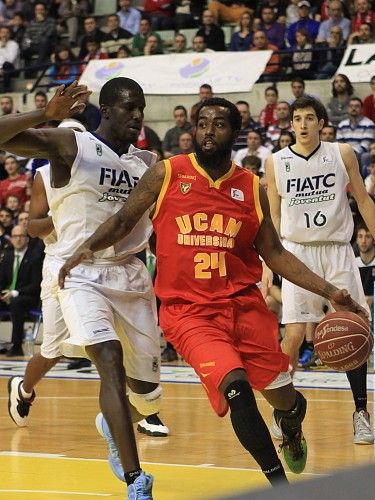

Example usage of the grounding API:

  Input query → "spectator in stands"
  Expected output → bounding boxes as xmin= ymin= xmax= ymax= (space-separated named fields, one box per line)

xmin=363 ymin=76 xmax=375 ymax=124
xmin=0 ymin=95 xmax=17 ymax=115
xmin=272 ymin=130 xmax=295 ymax=152
xmin=327 ymin=73 xmax=354 ymax=126
xmin=21 ymin=1 xmax=57 ymax=77
xmin=351 ymin=0 xmax=375 ymax=34
xmin=288 ymin=76 xmax=316 ymax=104
xmin=0 ymin=155 xmax=30 ymax=210
xmin=57 ymin=0 xmax=89 ymax=47
xmin=132 ymin=18 xmax=162 ymax=56
xmin=337 ymin=97 xmax=375 ymax=162
xmin=0 ymin=207 xmax=13 ymax=236
xmin=190 ymin=83 xmax=214 ymax=126
xmin=266 ymin=101 xmax=292 ymax=148
xmin=5 ymin=194 xmax=20 ymax=222
xmin=258 ymin=86 xmax=278 ymax=130
xmin=208 ymin=1 xmax=253 ymax=24
xmin=232 ymin=100 xmax=263 ymax=152
xmin=355 ymin=221 xmax=375 ymax=311
xmin=170 ymin=32 xmax=187 ymax=53
xmin=291 ymin=28 xmax=313 ymax=79
xmin=315 ymin=0 xmax=351 ymax=43
xmin=320 ymin=123 xmax=336 ymax=141
xmin=144 ymin=0 xmax=175 ymax=31
xmin=191 ymin=34 xmax=213 ymax=53
xmin=287 ymin=1 xmax=320 ymax=47
xmin=48 ymin=43 xmax=78 ymax=87
xmin=17 ymin=210 xmax=28 ymax=230
xmin=101 ymin=14 xmax=133 ymax=59
xmin=315 ymin=25 xmax=346 ymax=79
xmin=256 ymin=4 xmax=286 ymax=49
xmin=136 ymin=123 xmax=162 ymax=151
xmin=9 ymin=11 xmax=25 ymax=47
xmin=174 ymin=0 xmax=204 ymax=30
xmin=79 ymin=36 xmax=108 ymax=75
xmin=144 ymin=33 xmax=164 ymax=55
xmin=117 ymin=0 xmax=142 ymax=35
xmin=255 ymin=0 xmax=287 ymax=24
xmin=80 ymin=96 xmax=100 ymax=132
xmin=34 ymin=90 xmax=47 ymax=109
xmin=78 ymin=16 xmax=107 ymax=59
xmin=196 ymin=9 xmax=226 ymax=52
xmin=348 ymin=22 xmax=374 ymax=44
xmin=241 ymin=154 xmax=262 ymax=174
xmin=0 ymin=25 xmax=19 ymax=92
xmin=0 ymin=0 xmax=23 ymax=26
xmin=229 ymin=10 xmax=253 ymax=51
xmin=177 ymin=131 xmax=194 ymax=154
xmin=232 ymin=129 xmax=270 ymax=172
xmin=364 ymin=156 xmax=375 ymax=196
xmin=286 ymin=0 xmax=299 ymax=26
xmin=116 ymin=44 xmax=132 ymax=58
xmin=250 ymin=30 xmax=280 ymax=81
xmin=0 ymin=224 xmax=43 ymax=357
xmin=162 ymin=105 xmax=192 ymax=158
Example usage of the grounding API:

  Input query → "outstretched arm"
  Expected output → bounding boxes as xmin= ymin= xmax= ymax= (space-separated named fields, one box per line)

xmin=254 ymin=186 xmax=368 ymax=317
xmin=0 ymin=81 xmax=90 ymax=159
xmin=58 ymin=160 xmax=166 ymax=287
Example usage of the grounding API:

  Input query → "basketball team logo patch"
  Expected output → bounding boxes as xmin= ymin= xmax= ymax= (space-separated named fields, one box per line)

xmin=180 ymin=182 xmax=191 ymax=194
xmin=231 ymin=188 xmax=244 ymax=201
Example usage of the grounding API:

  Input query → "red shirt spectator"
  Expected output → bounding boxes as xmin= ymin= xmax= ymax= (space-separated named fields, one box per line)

xmin=258 ymin=86 xmax=278 ymax=129
xmin=363 ymin=76 xmax=375 ymax=123
xmin=351 ymin=0 xmax=375 ymax=32
xmin=0 ymin=155 xmax=30 ymax=210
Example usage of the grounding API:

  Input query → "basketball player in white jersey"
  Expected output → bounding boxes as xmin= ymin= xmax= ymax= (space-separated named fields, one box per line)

xmin=1 ymin=79 xmax=162 ymax=499
xmin=266 ymin=96 xmax=375 ymax=445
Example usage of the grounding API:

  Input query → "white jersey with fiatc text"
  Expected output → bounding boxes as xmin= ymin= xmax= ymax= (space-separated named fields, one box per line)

xmin=50 ymin=131 xmax=156 ymax=261
xmin=273 ymin=141 xmax=353 ymax=243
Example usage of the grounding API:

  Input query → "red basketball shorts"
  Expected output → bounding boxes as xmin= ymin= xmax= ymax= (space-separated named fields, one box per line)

xmin=160 ymin=290 xmax=290 ymax=416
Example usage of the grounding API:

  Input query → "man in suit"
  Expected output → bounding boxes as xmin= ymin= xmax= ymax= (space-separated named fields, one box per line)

xmin=0 ymin=225 xmax=43 ymax=356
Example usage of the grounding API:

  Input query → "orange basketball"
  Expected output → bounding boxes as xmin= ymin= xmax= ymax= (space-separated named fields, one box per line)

xmin=314 ymin=311 xmax=373 ymax=372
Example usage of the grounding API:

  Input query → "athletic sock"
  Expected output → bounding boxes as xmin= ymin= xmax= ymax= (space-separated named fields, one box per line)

xmin=20 ymin=384 xmax=33 ymax=399
xmin=125 ymin=469 xmax=142 ymax=485
xmin=346 ymin=362 xmax=368 ymax=412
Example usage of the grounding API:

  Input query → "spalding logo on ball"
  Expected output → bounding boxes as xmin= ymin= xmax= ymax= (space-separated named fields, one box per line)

xmin=314 ymin=311 xmax=373 ymax=372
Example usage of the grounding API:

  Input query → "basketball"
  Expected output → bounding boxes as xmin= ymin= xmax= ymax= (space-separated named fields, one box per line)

xmin=314 ymin=311 xmax=373 ymax=372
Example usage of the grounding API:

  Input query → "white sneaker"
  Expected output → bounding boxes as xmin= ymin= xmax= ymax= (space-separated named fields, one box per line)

xmin=8 ymin=376 xmax=35 ymax=427
xmin=271 ymin=412 xmax=283 ymax=441
xmin=137 ymin=414 xmax=169 ymax=437
xmin=353 ymin=410 xmax=374 ymax=445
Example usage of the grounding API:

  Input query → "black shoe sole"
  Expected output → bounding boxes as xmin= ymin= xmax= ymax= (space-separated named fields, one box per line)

xmin=137 ymin=425 xmax=168 ymax=437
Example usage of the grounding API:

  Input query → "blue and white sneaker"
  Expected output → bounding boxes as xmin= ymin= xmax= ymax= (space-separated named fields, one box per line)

xmin=95 ymin=412 xmax=124 ymax=482
xmin=128 ymin=472 xmax=153 ymax=500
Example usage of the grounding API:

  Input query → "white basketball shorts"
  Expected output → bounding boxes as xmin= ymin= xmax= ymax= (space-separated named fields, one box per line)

xmin=281 ymin=241 xmax=369 ymax=324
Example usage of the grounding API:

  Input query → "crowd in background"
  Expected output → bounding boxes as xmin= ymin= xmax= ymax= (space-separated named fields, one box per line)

xmin=0 ymin=1 xmax=373 ymax=90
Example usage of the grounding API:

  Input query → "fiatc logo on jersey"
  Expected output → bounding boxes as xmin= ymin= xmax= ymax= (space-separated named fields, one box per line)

xmin=286 ymin=173 xmax=336 ymax=206
xmin=98 ymin=167 xmax=139 ymax=202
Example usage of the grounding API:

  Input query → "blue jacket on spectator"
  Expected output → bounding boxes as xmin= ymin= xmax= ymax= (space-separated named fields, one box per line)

xmin=287 ymin=18 xmax=320 ymax=47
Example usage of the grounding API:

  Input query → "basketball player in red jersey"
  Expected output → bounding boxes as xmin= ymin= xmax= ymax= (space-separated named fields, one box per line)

xmin=59 ymin=98 xmax=367 ymax=487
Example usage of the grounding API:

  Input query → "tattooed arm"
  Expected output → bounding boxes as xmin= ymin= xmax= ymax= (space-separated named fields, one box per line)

xmin=58 ymin=160 xmax=166 ymax=287
xmin=254 ymin=186 xmax=368 ymax=317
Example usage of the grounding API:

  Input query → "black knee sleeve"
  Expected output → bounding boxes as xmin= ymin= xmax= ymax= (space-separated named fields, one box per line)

xmin=274 ymin=391 xmax=307 ymax=437
xmin=224 ymin=380 xmax=285 ymax=479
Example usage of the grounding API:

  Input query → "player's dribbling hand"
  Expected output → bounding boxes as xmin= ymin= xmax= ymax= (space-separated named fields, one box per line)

xmin=45 ymin=81 xmax=92 ymax=121
xmin=330 ymin=289 xmax=370 ymax=326
xmin=58 ymin=248 xmax=94 ymax=289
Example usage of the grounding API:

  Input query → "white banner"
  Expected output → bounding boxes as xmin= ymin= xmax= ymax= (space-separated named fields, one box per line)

xmin=79 ymin=51 xmax=272 ymax=94
xmin=336 ymin=43 xmax=375 ymax=83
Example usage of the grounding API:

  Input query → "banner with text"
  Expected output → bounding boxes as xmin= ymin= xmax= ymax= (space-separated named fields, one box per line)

xmin=336 ymin=43 xmax=375 ymax=83
xmin=79 ymin=51 xmax=272 ymax=94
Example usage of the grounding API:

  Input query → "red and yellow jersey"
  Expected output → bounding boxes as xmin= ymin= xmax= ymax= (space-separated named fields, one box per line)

xmin=152 ymin=153 xmax=264 ymax=304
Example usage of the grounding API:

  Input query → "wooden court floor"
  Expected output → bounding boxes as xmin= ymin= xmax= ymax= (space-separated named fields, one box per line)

xmin=0 ymin=363 xmax=375 ymax=499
